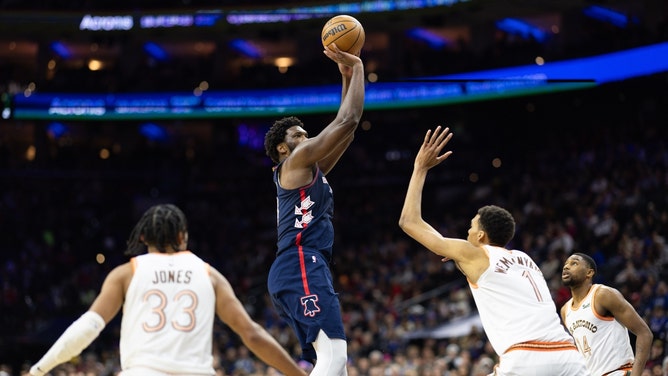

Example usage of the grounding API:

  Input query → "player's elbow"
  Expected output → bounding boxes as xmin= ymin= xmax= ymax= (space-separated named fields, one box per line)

xmin=240 ymin=322 xmax=266 ymax=346
xmin=338 ymin=113 xmax=361 ymax=130
xmin=398 ymin=215 xmax=413 ymax=233
xmin=399 ymin=215 xmax=425 ymax=240
xmin=641 ymin=326 xmax=654 ymax=342
xmin=398 ymin=216 xmax=407 ymax=230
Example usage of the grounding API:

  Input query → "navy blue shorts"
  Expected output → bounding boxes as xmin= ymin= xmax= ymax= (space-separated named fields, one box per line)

xmin=267 ymin=249 xmax=345 ymax=362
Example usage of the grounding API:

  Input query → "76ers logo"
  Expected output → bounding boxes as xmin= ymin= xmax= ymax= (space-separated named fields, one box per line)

xmin=300 ymin=294 xmax=321 ymax=317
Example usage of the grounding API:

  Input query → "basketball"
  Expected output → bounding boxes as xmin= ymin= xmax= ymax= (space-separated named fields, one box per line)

xmin=321 ymin=15 xmax=365 ymax=54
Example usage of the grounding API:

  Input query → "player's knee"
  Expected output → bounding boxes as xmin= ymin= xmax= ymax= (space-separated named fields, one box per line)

xmin=330 ymin=339 xmax=348 ymax=371
xmin=332 ymin=351 xmax=347 ymax=370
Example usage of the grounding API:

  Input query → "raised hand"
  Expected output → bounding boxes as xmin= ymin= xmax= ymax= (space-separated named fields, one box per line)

xmin=414 ymin=126 xmax=453 ymax=171
xmin=323 ymin=43 xmax=362 ymax=72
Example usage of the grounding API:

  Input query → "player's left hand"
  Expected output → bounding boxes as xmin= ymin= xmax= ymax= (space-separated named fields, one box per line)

xmin=414 ymin=126 xmax=453 ymax=171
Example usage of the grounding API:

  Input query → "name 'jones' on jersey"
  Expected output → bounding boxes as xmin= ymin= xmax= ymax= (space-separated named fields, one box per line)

xmin=274 ymin=166 xmax=334 ymax=260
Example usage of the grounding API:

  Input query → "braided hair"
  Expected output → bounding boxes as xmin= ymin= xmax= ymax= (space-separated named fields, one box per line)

xmin=264 ymin=116 xmax=304 ymax=164
xmin=125 ymin=203 xmax=188 ymax=256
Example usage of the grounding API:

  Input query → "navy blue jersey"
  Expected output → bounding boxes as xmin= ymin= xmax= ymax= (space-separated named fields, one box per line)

xmin=270 ymin=163 xmax=344 ymax=361
xmin=274 ymin=163 xmax=334 ymax=260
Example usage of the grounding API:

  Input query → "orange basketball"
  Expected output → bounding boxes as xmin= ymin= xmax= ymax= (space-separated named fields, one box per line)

xmin=321 ymin=15 xmax=365 ymax=54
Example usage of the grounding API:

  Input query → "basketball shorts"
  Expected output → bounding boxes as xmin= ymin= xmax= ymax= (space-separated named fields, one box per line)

xmin=493 ymin=346 xmax=591 ymax=375
xmin=268 ymin=249 xmax=346 ymax=362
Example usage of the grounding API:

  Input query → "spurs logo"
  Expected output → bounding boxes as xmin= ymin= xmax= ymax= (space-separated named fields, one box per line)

xmin=294 ymin=196 xmax=315 ymax=228
xmin=301 ymin=294 xmax=321 ymax=317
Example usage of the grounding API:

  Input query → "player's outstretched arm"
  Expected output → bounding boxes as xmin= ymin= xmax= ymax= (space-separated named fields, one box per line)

xmin=211 ymin=267 xmax=307 ymax=376
xmin=29 ymin=263 xmax=128 ymax=376
xmin=297 ymin=44 xmax=363 ymax=174
xmin=399 ymin=126 xmax=455 ymax=255
xmin=398 ymin=127 xmax=485 ymax=278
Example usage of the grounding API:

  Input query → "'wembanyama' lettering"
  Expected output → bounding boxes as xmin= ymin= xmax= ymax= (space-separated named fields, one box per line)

xmin=494 ymin=255 xmax=542 ymax=274
xmin=151 ymin=270 xmax=192 ymax=284
xmin=569 ymin=319 xmax=598 ymax=334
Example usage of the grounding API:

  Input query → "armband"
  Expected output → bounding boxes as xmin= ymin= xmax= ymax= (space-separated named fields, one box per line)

xmin=29 ymin=311 xmax=105 ymax=376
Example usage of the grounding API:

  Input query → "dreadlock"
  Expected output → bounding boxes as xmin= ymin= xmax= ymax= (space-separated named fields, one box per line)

xmin=125 ymin=203 xmax=188 ymax=256
xmin=264 ymin=116 xmax=304 ymax=164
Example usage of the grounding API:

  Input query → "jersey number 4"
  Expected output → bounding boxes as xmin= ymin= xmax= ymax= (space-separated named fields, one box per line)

xmin=142 ymin=289 xmax=199 ymax=333
xmin=574 ymin=335 xmax=592 ymax=358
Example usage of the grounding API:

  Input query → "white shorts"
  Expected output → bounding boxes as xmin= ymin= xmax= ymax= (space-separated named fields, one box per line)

xmin=493 ymin=347 xmax=591 ymax=376
xmin=119 ymin=367 xmax=213 ymax=376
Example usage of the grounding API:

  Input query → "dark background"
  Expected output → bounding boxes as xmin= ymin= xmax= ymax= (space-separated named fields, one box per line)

xmin=1 ymin=0 xmax=667 ymax=374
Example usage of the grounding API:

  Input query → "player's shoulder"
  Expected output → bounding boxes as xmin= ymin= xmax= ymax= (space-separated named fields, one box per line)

xmin=111 ymin=260 xmax=134 ymax=274
xmin=593 ymin=283 xmax=625 ymax=302
xmin=594 ymin=283 xmax=618 ymax=294
xmin=104 ymin=261 xmax=134 ymax=285
xmin=484 ymin=244 xmax=527 ymax=258
xmin=560 ymin=299 xmax=572 ymax=315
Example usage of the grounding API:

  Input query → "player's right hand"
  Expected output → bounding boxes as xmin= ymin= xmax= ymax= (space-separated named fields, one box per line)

xmin=323 ymin=43 xmax=362 ymax=67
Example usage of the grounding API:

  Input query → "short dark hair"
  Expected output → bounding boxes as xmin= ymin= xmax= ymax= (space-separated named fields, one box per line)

xmin=572 ymin=252 xmax=597 ymax=276
xmin=264 ymin=116 xmax=304 ymax=164
xmin=126 ymin=203 xmax=188 ymax=256
xmin=477 ymin=205 xmax=515 ymax=247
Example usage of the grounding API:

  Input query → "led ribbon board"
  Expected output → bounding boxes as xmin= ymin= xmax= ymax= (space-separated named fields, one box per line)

xmin=11 ymin=42 xmax=668 ymax=120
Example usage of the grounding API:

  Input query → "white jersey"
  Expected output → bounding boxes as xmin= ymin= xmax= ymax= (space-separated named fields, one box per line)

xmin=120 ymin=251 xmax=216 ymax=375
xmin=563 ymin=284 xmax=635 ymax=376
xmin=470 ymin=245 xmax=576 ymax=355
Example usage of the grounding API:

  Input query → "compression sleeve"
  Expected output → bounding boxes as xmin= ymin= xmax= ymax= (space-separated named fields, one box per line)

xmin=29 ymin=311 xmax=106 ymax=376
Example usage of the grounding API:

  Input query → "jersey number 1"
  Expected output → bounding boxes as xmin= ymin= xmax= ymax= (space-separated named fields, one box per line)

xmin=522 ymin=270 xmax=544 ymax=302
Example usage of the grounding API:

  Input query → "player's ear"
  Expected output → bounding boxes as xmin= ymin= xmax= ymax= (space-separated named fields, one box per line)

xmin=177 ymin=231 xmax=188 ymax=250
xmin=586 ymin=267 xmax=595 ymax=279
xmin=277 ymin=142 xmax=288 ymax=155
xmin=477 ymin=230 xmax=486 ymax=243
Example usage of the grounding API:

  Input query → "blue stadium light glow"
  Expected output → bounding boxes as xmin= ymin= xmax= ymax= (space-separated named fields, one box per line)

xmin=583 ymin=5 xmax=634 ymax=28
xmin=193 ymin=14 xmax=221 ymax=26
xmin=229 ymin=39 xmax=263 ymax=59
xmin=138 ymin=13 xmax=221 ymax=28
xmin=46 ymin=122 xmax=68 ymax=138
xmin=226 ymin=0 xmax=470 ymax=24
xmin=50 ymin=42 xmax=72 ymax=59
xmin=139 ymin=123 xmax=168 ymax=141
xmin=237 ymin=123 xmax=268 ymax=151
xmin=140 ymin=14 xmax=194 ymax=28
xmin=11 ymin=42 xmax=668 ymax=120
xmin=143 ymin=42 xmax=169 ymax=61
xmin=428 ymin=41 xmax=668 ymax=84
xmin=495 ymin=18 xmax=548 ymax=42
xmin=406 ymin=28 xmax=449 ymax=49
